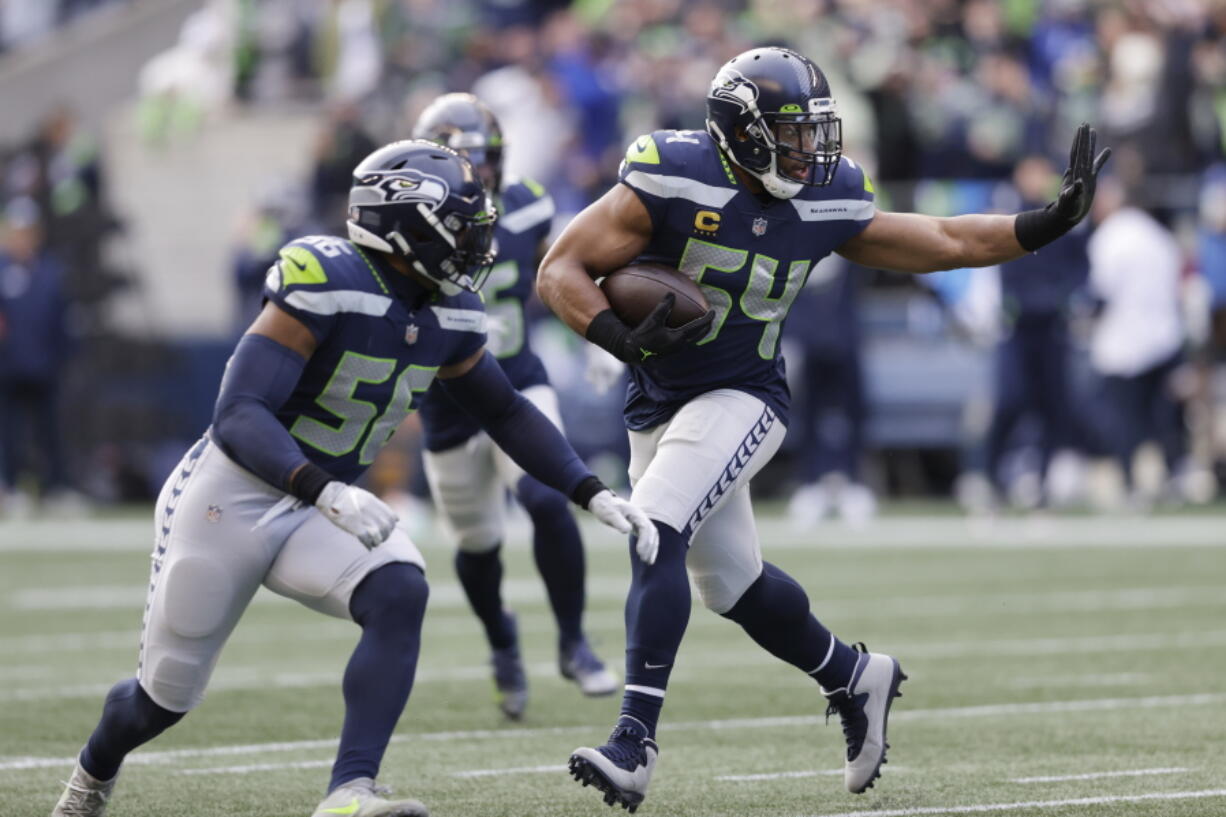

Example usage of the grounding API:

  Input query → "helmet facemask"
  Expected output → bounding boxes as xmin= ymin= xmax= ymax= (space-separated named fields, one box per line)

xmin=382 ymin=194 xmax=498 ymax=296
xmin=705 ymin=50 xmax=844 ymax=200
xmin=347 ymin=165 xmax=499 ymax=295
xmin=727 ymin=100 xmax=842 ymax=199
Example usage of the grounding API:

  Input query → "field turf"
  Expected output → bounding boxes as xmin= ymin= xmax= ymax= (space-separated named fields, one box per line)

xmin=2 ymin=507 xmax=1224 ymax=816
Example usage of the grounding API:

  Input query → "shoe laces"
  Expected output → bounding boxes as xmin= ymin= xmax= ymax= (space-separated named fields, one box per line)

xmin=824 ymin=691 xmax=868 ymax=758
xmin=824 ymin=642 xmax=869 ymax=758
xmin=56 ymin=780 xmax=110 ymax=817
xmin=598 ymin=720 xmax=648 ymax=770
xmin=563 ymin=639 xmax=606 ymax=676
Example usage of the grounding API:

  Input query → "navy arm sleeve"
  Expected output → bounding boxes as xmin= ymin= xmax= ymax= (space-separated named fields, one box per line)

xmin=436 ymin=351 xmax=600 ymax=506
xmin=211 ymin=333 xmax=314 ymax=494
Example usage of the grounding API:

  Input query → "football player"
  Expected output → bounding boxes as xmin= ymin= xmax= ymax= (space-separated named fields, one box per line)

xmin=411 ymin=94 xmax=616 ymax=720
xmin=51 ymin=140 xmax=657 ymax=817
xmin=537 ymin=47 xmax=1109 ymax=810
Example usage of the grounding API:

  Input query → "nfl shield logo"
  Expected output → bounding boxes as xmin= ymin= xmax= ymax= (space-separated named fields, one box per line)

xmin=206 ymin=504 xmax=223 ymax=523
xmin=404 ymin=324 xmax=419 ymax=345
xmin=752 ymin=217 xmax=768 ymax=236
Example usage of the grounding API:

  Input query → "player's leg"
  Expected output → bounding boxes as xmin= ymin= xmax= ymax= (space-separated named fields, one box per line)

xmin=692 ymin=483 xmax=905 ymax=794
xmin=55 ymin=438 xmax=280 ymax=816
xmin=492 ymin=384 xmax=615 ymax=696
xmin=569 ymin=390 xmax=784 ymax=810
xmin=265 ymin=512 xmax=430 ymax=816
xmin=422 ymin=438 xmax=527 ymax=717
xmin=984 ymin=332 xmax=1028 ymax=499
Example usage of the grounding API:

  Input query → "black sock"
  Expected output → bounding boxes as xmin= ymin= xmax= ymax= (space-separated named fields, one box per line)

xmin=721 ymin=561 xmax=859 ymax=691
xmin=80 ymin=678 xmax=184 ymax=781
xmin=517 ymin=475 xmax=586 ymax=646
xmin=454 ymin=546 xmax=514 ymax=649
xmin=619 ymin=522 xmax=690 ymax=739
xmin=330 ymin=563 xmax=428 ymax=792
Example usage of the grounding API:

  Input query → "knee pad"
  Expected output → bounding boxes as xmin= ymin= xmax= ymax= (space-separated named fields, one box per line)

xmin=453 ymin=523 xmax=503 ymax=553
xmin=693 ymin=570 xmax=759 ymax=615
xmin=350 ymin=563 xmax=429 ymax=627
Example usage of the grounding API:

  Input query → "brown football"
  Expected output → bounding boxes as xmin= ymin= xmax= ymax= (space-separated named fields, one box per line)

xmin=600 ymin=263 xmax=709 ymax=328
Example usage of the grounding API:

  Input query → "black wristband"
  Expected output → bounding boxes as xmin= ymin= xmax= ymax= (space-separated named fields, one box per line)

xmin=1014 ymin=206 xmax=1074 ymax=253
xmin=585 ymin=309 xmax=631 ymax=363
xmin=571 ymin=475 xmax=607 ymax=509
xmin=289 ymin=462 xmax=333 ymax=505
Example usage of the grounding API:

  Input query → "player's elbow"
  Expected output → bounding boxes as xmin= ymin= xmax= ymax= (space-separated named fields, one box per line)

xmin=535 ymin=260 xmax=559 ymax=308
xmin=211 ymin=394 xmax=261 ymax=451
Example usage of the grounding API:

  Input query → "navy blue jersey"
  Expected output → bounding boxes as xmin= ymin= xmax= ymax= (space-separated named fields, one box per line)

xmin=418 ymin=179 xmax=554 ymax=452
xmin=617 ymin=130 xmax=875 ymax=430
xmin=262 ymin=235 xmax=487 ymax=482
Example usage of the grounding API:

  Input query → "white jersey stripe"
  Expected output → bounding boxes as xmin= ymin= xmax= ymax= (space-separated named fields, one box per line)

xmin=284 ymin=289 xmax=391 ymax=317
xmin=622 ymin=170 xmax=738 ymax=208
xmin=790 ymin=198 xmax=875 ymax=222
xmin=430 ymin=306 xmax=488 ymax=333
xmin=500 ymin=195 xmax=555 ymax=234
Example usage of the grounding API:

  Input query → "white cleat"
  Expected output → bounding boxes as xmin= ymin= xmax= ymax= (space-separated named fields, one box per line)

xmin=560 ymin=638 xmax=618 ymax=696
xmin=51 ymin=760 xmax=116 ymax=817
xmin=822 ymin=645 xmax=906 ymax=794
xmin=311 ymin=777 xmax=429 ymax=817
xmin=569 ymin=716 xmax=658 ymax=812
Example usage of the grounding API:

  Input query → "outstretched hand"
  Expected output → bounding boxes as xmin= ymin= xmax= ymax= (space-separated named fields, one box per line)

xmin=1052 ymin=123 xmax=1112 ymax=226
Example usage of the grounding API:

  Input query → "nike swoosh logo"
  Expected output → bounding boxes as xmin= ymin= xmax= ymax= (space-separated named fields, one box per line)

xmin=322 ymin=799 xmax=360 ymax=815
xmin=644 ymin=661 xmax=670 ymax=669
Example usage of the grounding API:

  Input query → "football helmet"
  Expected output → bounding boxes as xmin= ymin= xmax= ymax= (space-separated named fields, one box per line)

xmin=412 ymin=93 xmax=505 ymax=194
xmin=706 ymin=47 xmax=842 ymax=199
xmin=347 ymin=139 xmax=497 ymax=295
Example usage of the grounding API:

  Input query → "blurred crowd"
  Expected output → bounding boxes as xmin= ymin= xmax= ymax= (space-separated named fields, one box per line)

xmin=2 ymin=0 xmax=1226 ymax=517
xmin=0 ymin=0 xmax=132 ymax=52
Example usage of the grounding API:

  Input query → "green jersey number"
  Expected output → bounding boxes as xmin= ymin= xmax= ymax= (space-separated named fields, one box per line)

xmin=290 ymin=352 xmax=438 ymax=465
xmin=677 ymin=238 xmax=810 ymax=359
xmin=483 ymin=261 xmax=524 ymax=359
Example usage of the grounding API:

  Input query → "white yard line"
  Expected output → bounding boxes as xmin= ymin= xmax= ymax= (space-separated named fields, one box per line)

xmin=6 ymin=627 xmax=1226 ymax=701
xmin=451 ymin=764 xmax=567 ymax=778
xmin=717 ymin=769 xmax=844 ymax=781
xmin=178 ymin=759 xmax=333 ymax=776
xmin=4 ymin=693 xmax=1222 ymax=774
xmin=804 ymin=788 xmax=1226 ymax=817
xmin=1009 ymin=766 xmax=1190 ymax=783
xmin=1005 ymin=673 xmax=1151 ymax=689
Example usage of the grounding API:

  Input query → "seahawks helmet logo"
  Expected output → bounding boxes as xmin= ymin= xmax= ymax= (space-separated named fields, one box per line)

xmin=710 ymin=67 xmax=759 ymax=113
xmin=351 ymin=169 xmax=451 ymax=210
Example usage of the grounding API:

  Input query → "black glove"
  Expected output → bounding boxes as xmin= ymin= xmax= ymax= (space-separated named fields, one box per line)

xmin=1015 ymin=123 xmax=1112 ymax=252
xmin=586 ymin=293 xmax=715 ymax=365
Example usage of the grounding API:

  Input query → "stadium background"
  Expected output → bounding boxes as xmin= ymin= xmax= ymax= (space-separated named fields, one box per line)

xmin=1 ymin=0 xmax=1224 ymax=514
xmin=3 ymin=4 xmax=1226 ymax=817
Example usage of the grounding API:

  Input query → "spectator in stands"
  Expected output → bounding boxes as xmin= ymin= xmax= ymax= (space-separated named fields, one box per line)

xmin=27 ymin=107 xmax=124 ymax=321
xmin=981 ymin=156 xmax=1089 ymax=508
xmin=0 ymin=198 xmax=71 ymax=510
xmin=308 ymin=103 xmax=377 ymax=235
xmin=1088 ymin=177 xmax=1189 ymax=505
xmin=230 ymin=181 xmax=307 ymax=333
xmin=785 ymin=255 xmax=876 ymax=528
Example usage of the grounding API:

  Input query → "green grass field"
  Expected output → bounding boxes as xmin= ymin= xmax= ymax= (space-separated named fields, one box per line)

xmin=2 ymin=507 xmax=1225 ymax=817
